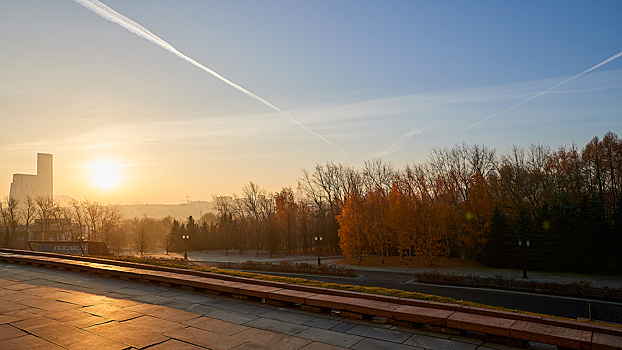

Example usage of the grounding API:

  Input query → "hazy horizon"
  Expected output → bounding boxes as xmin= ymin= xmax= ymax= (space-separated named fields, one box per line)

xmin=2 ymin=0 xmax=621 ymax=204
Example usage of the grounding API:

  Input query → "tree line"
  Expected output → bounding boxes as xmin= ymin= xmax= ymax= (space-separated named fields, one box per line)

xmin=0 ymin=195 xmax=172 ymax=255
xmin=3 ymin=131 xmax=620 ymax=273
xmin=337 ymin=132 xmax=621 ymax=273
xmin=200 ymin=131 xmax=621 ymax=273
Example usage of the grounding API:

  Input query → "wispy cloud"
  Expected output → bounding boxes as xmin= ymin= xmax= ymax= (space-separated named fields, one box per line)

xmin=2 ymin=67 xmax=619 ymax=165
xmin=292 ymin=68 xmax=622 ymax=132
xmin=71 ymin=0 xmax=346 ymax=154
xmin=375 ymin=125 xmax=427 ymax=157
xmin=454 ymin=51 xmax=622 ymax=136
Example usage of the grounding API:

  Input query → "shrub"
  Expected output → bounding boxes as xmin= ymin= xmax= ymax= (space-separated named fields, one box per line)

xmin=217 ymin=260 xmax=356 ymax=277
xmin=411 ymin=271 xmax=620 ymax=302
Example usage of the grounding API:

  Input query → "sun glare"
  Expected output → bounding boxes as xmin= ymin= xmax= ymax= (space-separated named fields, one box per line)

xmin=89 ymin=161 xmax=121 ymax=190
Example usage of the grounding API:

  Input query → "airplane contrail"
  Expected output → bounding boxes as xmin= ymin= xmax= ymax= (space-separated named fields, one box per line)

xmin=72 ymin=0 xmax=346 ymax=154
xmin=457 ymin=50 xmax=622 ymax=135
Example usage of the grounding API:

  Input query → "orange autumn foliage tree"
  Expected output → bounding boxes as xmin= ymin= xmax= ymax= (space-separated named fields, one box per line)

xmin=337 ymin=190 xmax=367 ymax=261
xmin=387 ymin=181 xmax=416 ymax=264
xmin=361 ymin=189 xmax=392 ymax=264
xmin=275 ymin=187 xmax=297 ymax=255
xmin=460 ymin=173 xmax=494 ymax=258
xmin=417 ymin=175 xmax=450 ymax=265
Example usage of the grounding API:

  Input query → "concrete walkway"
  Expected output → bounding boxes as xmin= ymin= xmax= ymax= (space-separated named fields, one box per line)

xmin=0 ymin=262 xmax=530 ymax=350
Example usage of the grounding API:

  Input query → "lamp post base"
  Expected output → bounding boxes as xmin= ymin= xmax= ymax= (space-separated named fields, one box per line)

xmin=184 ymin=252 xmax=188 ymax=260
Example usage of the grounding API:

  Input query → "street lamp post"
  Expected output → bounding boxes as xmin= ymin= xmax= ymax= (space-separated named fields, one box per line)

xmin=314 ymin=236 xmax=323 ymax=266
xmin=78 ymin=235 xmax=85 ymax=256
xmin=182 ymin=235 xmax=189 ymax=260
xmin=518 ymin=239 xmax=530 ymax=278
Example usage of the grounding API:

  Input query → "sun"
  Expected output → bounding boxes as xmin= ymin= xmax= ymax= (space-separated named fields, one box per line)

xmin=89 ymin=161 xmax=121 ymax=190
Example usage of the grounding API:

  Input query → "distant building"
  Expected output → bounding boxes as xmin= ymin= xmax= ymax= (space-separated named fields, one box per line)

xmin=9 ymin=153 xmax=53 ymax=203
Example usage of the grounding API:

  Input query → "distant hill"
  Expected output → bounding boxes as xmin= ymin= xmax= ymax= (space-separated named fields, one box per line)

xmin=117 ymin=201 xmax=215 ymax=220
xmin=52 ymin=195 xmax=215 ymax=221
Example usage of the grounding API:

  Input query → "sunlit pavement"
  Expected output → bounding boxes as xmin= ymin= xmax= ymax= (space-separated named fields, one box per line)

xmin=0 ymin=262 xmax=523 ymax=350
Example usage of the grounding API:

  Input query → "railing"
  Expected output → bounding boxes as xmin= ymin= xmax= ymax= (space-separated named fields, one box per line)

xmin=589 ymin=301 xmax=622 ymax=324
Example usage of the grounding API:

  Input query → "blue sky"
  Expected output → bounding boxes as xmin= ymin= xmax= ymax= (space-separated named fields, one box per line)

xmin=1 ymin=0 xmax=621 ymax=203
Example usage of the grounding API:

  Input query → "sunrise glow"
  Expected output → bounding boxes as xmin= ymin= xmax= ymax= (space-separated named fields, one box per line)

xmin=89 ymin=161 xmax=121 ymax=190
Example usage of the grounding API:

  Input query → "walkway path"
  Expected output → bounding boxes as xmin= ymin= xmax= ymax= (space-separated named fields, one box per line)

xmin=176 ymin=250 xmax=622 ymax=289
xmin=0 ymin=262 xmax=520 ymax=350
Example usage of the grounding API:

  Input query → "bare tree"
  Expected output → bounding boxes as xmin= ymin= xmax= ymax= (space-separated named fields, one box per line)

xmin=70 ymin=199 xmax=87 ymax=240
xmin=362 ymin=158 xmax=396 ymax=197
xmin=163 ymin=226 xmax=175 ymax=254
xmin=101 ymin=205 xmax=123 ymax=251
xmin=83 ymin=200 xmax=102 ymax=242
xmin=134 ymin=227 xmax=149 ymax=256
xmin=23 ymin=196 xmax=37 ymax=241
xmin=35 ymin=195 xmax=56 ymax=240
xmin=1 ymin=197 xmax=21 ymax=248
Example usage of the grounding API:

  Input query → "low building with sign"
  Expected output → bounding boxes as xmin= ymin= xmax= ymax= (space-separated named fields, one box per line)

xmin=27 ymin=240 xmax=111 ymax=256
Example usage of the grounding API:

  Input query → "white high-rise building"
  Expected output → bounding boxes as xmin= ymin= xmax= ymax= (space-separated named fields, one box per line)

xmin=9 ymin=153 xmax=53 ymax=203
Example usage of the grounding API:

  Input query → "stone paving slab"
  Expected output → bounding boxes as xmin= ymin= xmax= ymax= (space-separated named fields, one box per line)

xmin=122 ymin=314 xmax=187 ymax=333
xmin=128 ymin=303 xmax=201 ymax=323
xmin=330 ymin=321 xmax=359 ymax=333
xmin=81 ymin=303 xmax=144 ymax=321
xmin=208 ymin=309 xmax=260 ymax=325
xmin=176 ymin=303 xmax=219 ymax=315
xmin=211 ymin=299 xmax=273 ymax=316
xmin=261 ymin=309 xmax=317 ymax=324
xmin=0 ymin=323 xmax=28 ymax=341
xmin=165 ymin=326 xmax=247 ymax=349
xmin=183 ymin=315 xmax=249 ymax=335
xmin=234 ymin=328 xmax=312 ymax=350
xmin=244 ymin=316 xmax=310 ymax=335
xmin=477 ymin=342 xmax=521 ymax=350
xmin=146 ymin=338 xmax=207 ymax=350
xmin=54 ymin=292 xmax=111 ymax=306
xmin=0 ymin=313 xmax=22 ymax=324
xmin=0 ymin=334 xmax=67 ymax=350
xmin=447 ymin=334 xmax=484 ymax=346
xmin=296 ymin=326 xmax=364 ymax=348
xmin=351 ymin=337 xmax=424 ymax=350
xmin=301 ymin=316 xmax=342 ymax=329
xmin=299 ymin=342 xmax=351 ymax=350
xmin=13 ymin=317 xmax=128 ymax=350
xmin=2 ymin=307 xmax=46 ymax=321
xmin=43 ymin=309 xmax=107 ymax=328
xmin=87 ymin=321 xmax=169 ymax=348
xmin=403 ymin=333 xmax=479 ymax=350
xmin=346 ymin=324 xmax=412 ymax=343
xmin=15 ymin=295 xmax=81 ymax=312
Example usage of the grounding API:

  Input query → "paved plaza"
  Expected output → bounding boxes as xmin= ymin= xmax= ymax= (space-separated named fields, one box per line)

xmin=0 ymin=262 xmax=527 ymax=350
